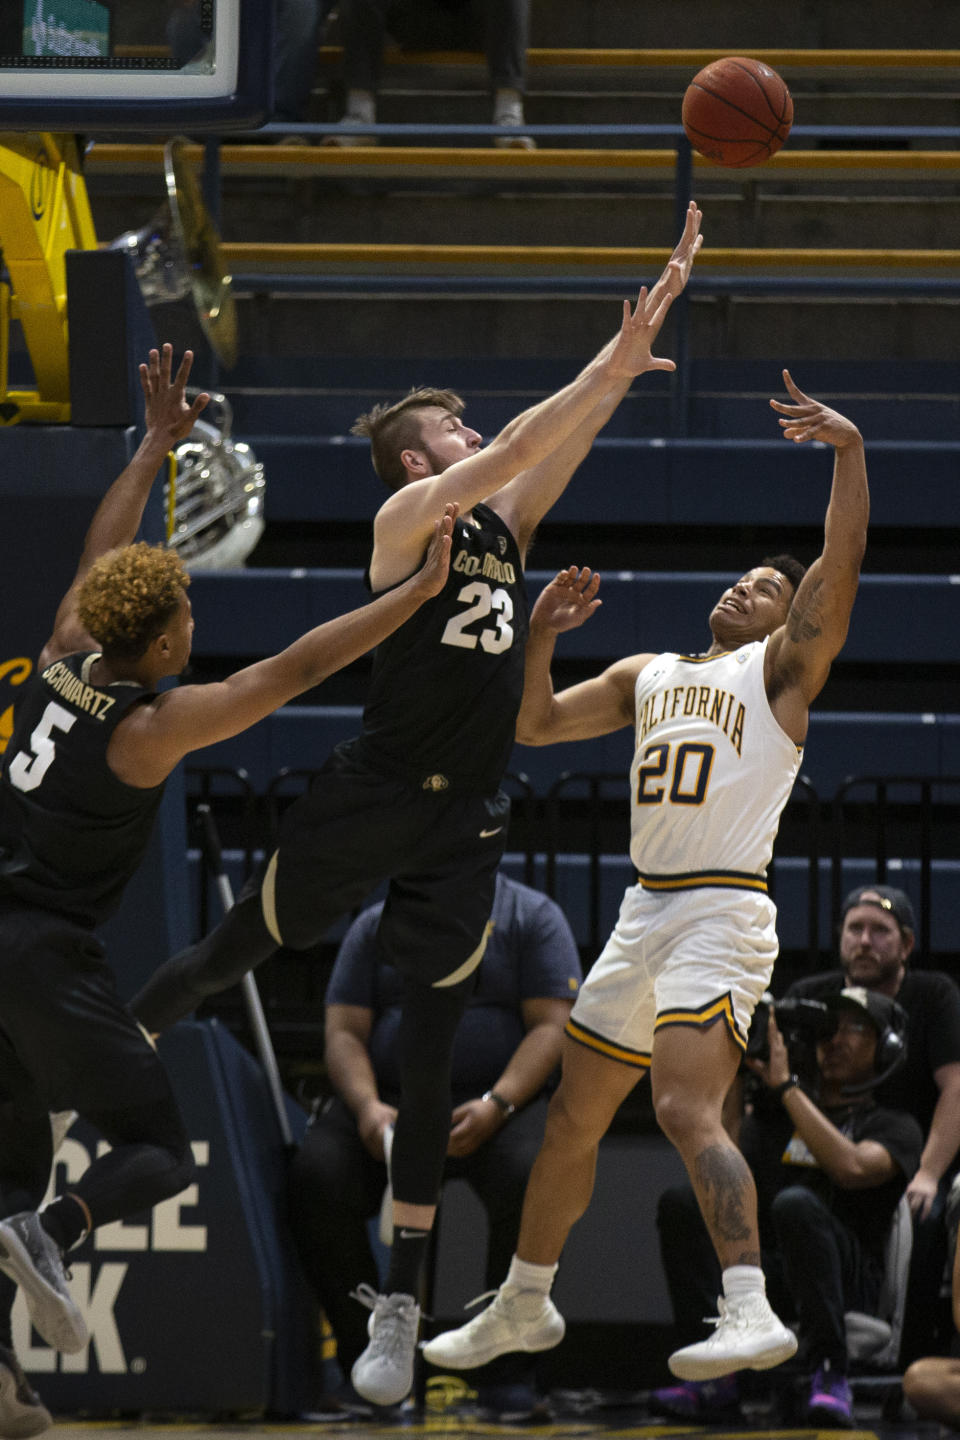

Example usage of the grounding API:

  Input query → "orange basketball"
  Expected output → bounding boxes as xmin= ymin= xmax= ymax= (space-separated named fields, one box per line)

xmin=682 ymin=56 xmax=793 ymax=167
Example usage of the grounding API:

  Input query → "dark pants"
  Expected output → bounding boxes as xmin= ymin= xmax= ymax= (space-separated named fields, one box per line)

xmin=339 ymin=0 xmax=529 ymax=94
xmin=656 ymin=1182 xmax=882 ymax=1372
xmin=0 ymin=905 xmax=196 ymax=1347
xmin=288 ymin=1091 xmax=548 ymax=1384
xmin=899 ymin=1176 xmax=953 ymax=1367
xmin=771 ymin=1186 xmax=882 ymax=1371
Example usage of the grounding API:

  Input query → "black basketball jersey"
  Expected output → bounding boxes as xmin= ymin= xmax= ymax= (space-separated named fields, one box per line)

xmin=353 ymin=504 xmax=529 ymax=793
xmin=0 ymin=652 xmax=164 ymax=926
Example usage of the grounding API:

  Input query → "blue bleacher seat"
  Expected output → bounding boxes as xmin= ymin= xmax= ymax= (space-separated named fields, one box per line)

xmin=187 ymin=848 xmax=960 ymax=958
xmin=253 ymin=434 xmax=960 ymax=529
xmin=188 ymin=570 xmax=960 ymax=665
xmin=187 ymin=707 xmax=948 ymax=798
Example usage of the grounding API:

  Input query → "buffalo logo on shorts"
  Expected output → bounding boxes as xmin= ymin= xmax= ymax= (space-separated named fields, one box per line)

xmin=422 ymin=773 xmax=450 ymax=791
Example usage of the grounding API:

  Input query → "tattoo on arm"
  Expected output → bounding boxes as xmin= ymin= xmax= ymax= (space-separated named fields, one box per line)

xmin=787 ymin=578 xmax=824 ymax=644
xmin=693 ymin=1143 xmax=761 ymax=1266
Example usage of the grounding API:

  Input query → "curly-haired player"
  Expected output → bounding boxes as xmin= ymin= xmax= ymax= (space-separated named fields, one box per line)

xmin=77 ymin=543 xmax=189 ymax=658
xmin=0 ymin=345 xmax=454 ymax=1436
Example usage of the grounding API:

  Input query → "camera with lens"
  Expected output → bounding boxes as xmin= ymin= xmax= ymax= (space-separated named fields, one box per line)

xmin=745 ymin=992 xmax=837 ymax=1068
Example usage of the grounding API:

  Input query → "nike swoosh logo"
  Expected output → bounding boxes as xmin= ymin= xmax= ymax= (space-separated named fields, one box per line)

xmin=479 ymin=826 xmax=504 ymax=838
xmin=398 ymin=1229 xmax=426 ymax=1240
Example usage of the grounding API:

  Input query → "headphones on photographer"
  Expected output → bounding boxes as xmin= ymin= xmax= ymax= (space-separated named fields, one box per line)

xmin=840 ymin=997 xmax=909 ymax=1096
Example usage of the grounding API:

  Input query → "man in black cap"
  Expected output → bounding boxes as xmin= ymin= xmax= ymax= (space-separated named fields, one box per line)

xmin=785 ymin=885 xmax=960 ymax=1363
xmin=654 ymin=986 xmax=922 ymax=1427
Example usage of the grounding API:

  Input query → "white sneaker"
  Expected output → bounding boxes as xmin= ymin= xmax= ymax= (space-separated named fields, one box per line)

xmin=669 ymin=1293 xmax=797 ymax=1381
xmin=494 ymin=110 xmax=535 ymax=150
xmin=421 ymin=1285 xmax=565 ymax=1370
xmin=350 ymin=1285 xmax=420 ymax=1406
xmin=0 ymin=1214 xmax=87 ymax=1354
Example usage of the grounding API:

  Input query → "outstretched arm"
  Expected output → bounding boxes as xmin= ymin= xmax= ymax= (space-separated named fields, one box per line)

xmin=492 ymin=201 xmax=705 ymax=559
xmin=107 ymin=504 xmax=458 ymax=787
xmin=371 ymin=205 xmax=703 ymax=588
xmin=41 ymin=345 xmax=209 ymax=667
xmin=765 ymin=370 xmax=868 ymax=742
xmin=516 ymin=567 xmax=652 ymax=745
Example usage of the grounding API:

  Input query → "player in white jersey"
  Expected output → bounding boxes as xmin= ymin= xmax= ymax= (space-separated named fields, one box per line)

xmin=422 ymin=371 xmax=869 ymax=1384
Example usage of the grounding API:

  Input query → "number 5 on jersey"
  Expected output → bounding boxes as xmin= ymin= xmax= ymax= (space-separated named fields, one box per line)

xmin=7 ymin=702 xmax=76 ymax=792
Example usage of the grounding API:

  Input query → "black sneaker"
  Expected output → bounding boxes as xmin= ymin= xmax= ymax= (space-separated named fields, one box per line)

xmin=0 ymin=1345 xmax=51 ymax=1438
xmin=0 ymin=1214 xmax=87 ymax=1353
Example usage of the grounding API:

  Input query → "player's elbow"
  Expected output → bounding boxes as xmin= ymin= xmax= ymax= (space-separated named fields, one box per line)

xmin=515 ymin=715 xmax=553 ymax=746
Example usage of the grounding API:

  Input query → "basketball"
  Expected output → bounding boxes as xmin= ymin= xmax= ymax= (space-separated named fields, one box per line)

xmin=682 ymin=56 xmax=793 ymax=167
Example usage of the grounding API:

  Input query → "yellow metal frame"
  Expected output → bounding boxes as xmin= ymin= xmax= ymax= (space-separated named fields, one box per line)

xmin=0 ymin=132 xmax=98 ymax=426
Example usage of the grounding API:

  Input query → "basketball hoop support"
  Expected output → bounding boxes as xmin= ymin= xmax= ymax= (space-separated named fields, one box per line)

xmin=0 ymin=132 xmax=98 ymax=425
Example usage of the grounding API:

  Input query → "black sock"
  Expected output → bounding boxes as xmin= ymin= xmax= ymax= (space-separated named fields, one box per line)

xmin=40 ymin=1196 xmax=88 ymax=1252
xmin=385 ymin=1225 xmax=430 ymax=1298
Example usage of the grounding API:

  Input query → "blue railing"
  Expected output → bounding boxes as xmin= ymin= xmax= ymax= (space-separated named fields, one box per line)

xmin=192 ymin=121 xmax=960 ymax=430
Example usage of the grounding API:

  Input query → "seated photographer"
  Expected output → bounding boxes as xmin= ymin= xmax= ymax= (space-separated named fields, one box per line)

xmin=653 ymin=988 xmax=922 ymax=1429
xmin=786 ymin=885 xmax=960 ymax=1363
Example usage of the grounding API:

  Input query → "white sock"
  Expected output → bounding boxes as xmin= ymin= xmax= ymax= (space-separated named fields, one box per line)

xmin=504 ymin=1254 xmax=558 ymax=1295
xmin=344 ymin=88 xmax=376 ymax=124
xmin=722 ymin=1264 xmax=766 ymax=1301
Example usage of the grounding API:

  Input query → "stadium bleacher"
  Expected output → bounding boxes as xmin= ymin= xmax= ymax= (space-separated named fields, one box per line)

xmin=62 ymin=0 xmax=960 ymax=1047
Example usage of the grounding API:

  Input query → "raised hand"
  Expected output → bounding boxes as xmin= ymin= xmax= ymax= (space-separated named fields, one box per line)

xmin=414 ymin=501 xmax=458 ymax=598
xmin=652 ymin=199 xmax=704 ymax=303
xmin=531 ymin=566 xmax=602 ymax=634
xmin=138 ymin=344 xmax=210 ymax=448
xmin=770 ymin=369 xmax=862 ymax=448
xmin=607 ymin=284 xmax=678 ymax=376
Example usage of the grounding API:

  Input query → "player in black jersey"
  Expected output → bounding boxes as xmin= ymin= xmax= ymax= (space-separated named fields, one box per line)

xmin=132 ymin=203 xmax=704 ymax=1407
xmin=0 ymin=344 xmax=454 ymax=1435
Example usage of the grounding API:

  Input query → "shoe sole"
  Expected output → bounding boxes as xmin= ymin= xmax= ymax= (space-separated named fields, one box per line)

xmin=422 ymin=1319 xmax=565 ymax=1370
xmin=0 ymin=1366 xmax=52 ymax=1439
xmin=0 ymin=1228 xmax=87 ymax=1354
xmin=668 ymin=1332 xmax=797 ymax=1381
xmin=350 ymin=1361 xmax=413 ymax=1409
xmin=808 ymin=1398 xmax=855 ymax=1428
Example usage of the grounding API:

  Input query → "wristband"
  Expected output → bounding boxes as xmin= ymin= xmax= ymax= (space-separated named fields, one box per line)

xmin=482 ymin=1089 xmax=516 ymax=1119
xmin=772 ymin=1075 xmax=800 ymax=1099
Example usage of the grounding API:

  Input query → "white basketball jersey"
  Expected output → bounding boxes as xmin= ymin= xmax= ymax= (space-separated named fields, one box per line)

xmin=628 ymin=638 xmax=802 ymax=890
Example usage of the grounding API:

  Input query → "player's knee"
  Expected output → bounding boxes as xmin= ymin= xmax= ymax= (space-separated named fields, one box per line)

xmin=903 ymin=1359 xmax=946 ymax=1415
xmin=543 ymin=1083 xmax=603 ymax=1151
xmin=652 ymin=1085 xmax=703 ymax=1146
